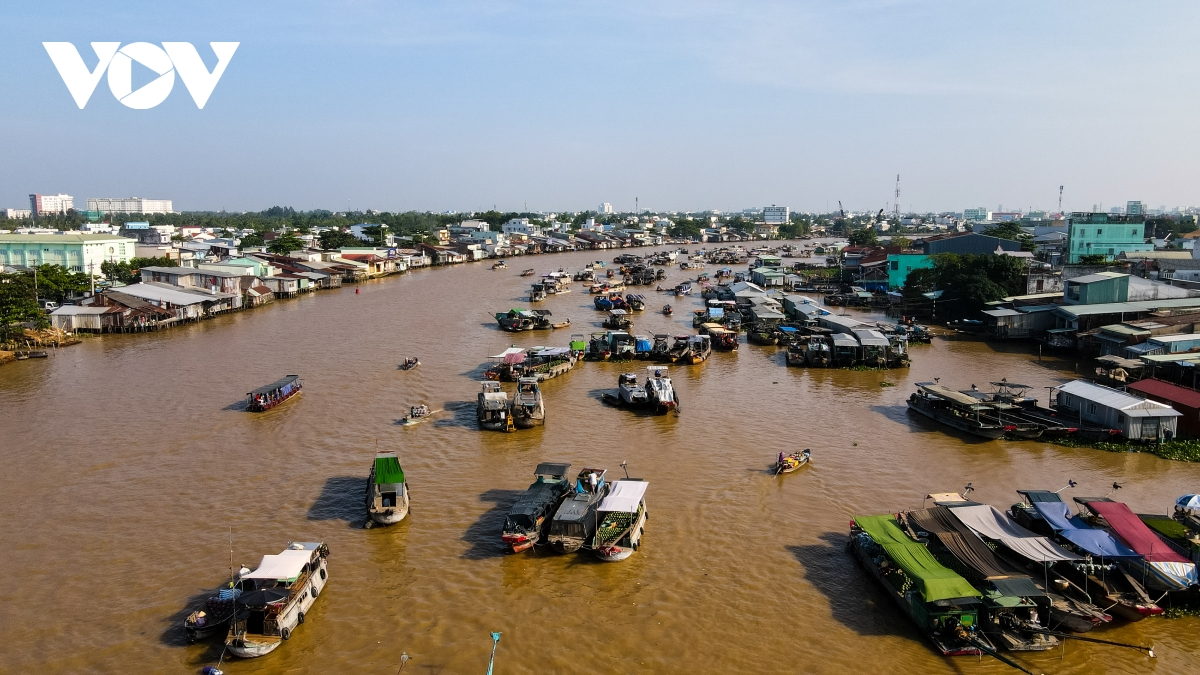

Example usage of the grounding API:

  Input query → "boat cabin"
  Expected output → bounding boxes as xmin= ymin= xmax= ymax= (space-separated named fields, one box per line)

xmin=246 ymin=375 xmax=302 ymax=412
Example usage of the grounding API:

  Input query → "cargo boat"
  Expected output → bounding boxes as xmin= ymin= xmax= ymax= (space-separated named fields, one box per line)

xmin=548 ymin=468 xmax=609 ymax=553
xmin=225 ymin=542 xmax=329 ymax=658
xmin=365 ymin=452 xmax=409 ymax=527
xmin=502 ymin=462 xmax=572 ymax=553
xmin=592 ymin=480 xmax=649 ymax=562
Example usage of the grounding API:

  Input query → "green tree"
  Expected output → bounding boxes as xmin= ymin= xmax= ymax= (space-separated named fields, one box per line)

xmin=239 ymin=232 xmax=265 ymax=248
xmin=981 ymin=222 xmax=1035 ymax=251
xmin=0 ymin=272 xmax=41 ymax=325
xmin=318 ymin=228 xmax=361 ymax=250
xmin=267 ymin=233 xmax=306 ymax=254
xmin=101 ymin=256 xmax=177 ymax=285
xmin=848 ymin=227 xmax=879 ymax=246
xmin=890 ymin=236 xmax=913 ymax=249
xmin=32 ymin=265 xmax=92 ymax=303
xmin=1078 ymin=254 xmax=1110 ymax=265
xmin=900 ymin=253 xmax=1027 ymax=321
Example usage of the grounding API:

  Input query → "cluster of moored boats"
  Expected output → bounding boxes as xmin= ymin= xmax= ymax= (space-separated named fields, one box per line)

xmin=502 ymin=463 xmax=650 ymax=562
xmin=851 ymin=487 xmax=1200 ymax=668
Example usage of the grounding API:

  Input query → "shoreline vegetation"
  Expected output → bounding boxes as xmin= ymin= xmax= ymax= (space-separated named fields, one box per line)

xmin=1046 ymin=435 xmax=1200 ymax=462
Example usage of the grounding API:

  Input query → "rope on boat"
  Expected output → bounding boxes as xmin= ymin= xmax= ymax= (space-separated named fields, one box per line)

xmin=1024 ymin=628 xmax=1155 ymax=657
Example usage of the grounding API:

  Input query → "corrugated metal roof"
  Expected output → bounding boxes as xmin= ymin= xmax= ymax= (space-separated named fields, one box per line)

xmin=983 ymin=309 xmax=1021 ymax=317
xmin=1057 ymin=380 xmax=1175 ymax=412
xmin=1099 ymin=324 xmax=1151 ymax=336
xmin=1054 ymin=297 xmax=1200 ymax=317
xmin=1149 ymin=333 xmax=1200 ymax=344
xmin=1069 ymin=273 xmax=1129 ymax=284
xmin=1127 ymin=379 xmax=1200 ymax=410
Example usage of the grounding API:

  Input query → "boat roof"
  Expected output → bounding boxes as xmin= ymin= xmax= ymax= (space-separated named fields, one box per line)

xmin=509 ymin=480 xmax=566 ymax=517
xmin=1030 ymin=502 xmax=1140 ymax=559
xmin=609 ymin=309 xmax=627 ymax=315
xmin=831 ymin=334 xmax=858 ymax=347
xmin=373 ymin=453 xmax=405 ymax=485
xmin=949 ymin=505 xmax=1082 ymax=563
xmin=535 ymin=462 xmax=571 ymax=478
xmin=1015 ymin=489 xmax=1062 ymax=503
xmin=855 ymin=515 xmax=981 ymax=602
xmin=1083 ymin=500 xmax=1193 ymax=564
xmin=917 ymin=383 xmax=987 ymax=407
xmin=906 ymin=508 xmax=1039 ymax=590
xmin=598 ymin=480 xmax=648 ymax=513
xmin=490 ymin=347 xmax=526 ymax=359
xmin=534 ymin=347 xmax=570 ymax=357
xmin=243 ymin=546 xmax=318 ymax=581
xmin=248 ymin=375 xmax=299 ymax=396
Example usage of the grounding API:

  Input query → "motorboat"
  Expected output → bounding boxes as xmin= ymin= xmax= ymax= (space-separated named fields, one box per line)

xmin=907 ymin=382 xmax=1026 ymax=441
xmin=501 ymin=462 xmax=572 ymax=553
xmin=547 ymin=468 xmax=609 ymax=553
xmin=603 ymin=371 xmax=650 ymax=408
xmin=774 ymin=450 xmax=810 ymax=474
xmin=603 ymin=309 xmax=633 ymax=330
xmin=643 ymin=365 xmax=678 ymax=414
xmin=804 ymin=334 xmax=831 ymax=367
xmin=246 ymin=376 xmax=302 ymax=412
xmin=510 ymin=377 xmax=545 ymax=428
xmin=398 ymin=356 xmax=420 ymax=371
xmin=593 ymin=480 xmax=649 ymax=562
xmin=225 ymin=542 xmax=330 ymax=658
xmin=185 ymin=570 xmax=251 ymax=644
xmin=477 ymin=381 xmax=511 ymax=431
xmin=365 ymin=452 xmax=409 ymax=527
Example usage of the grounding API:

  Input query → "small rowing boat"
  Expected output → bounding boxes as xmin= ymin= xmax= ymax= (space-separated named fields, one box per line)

xmin=774 ymin=450 xmax=811 ymax=474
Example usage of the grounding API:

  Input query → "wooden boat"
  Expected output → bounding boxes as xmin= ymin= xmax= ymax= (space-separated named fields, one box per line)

xmin=502 ymin=462 xmax=573 ymax=553
xmin=573 ymin=267 xmax=595 ymax=282
xmin=225 ymin=542 xmax=330 ymax=658
xmin=185 ymin=570 xmax=250 ymax=644
xmin=747 ymin=324 xmax=778 ymax=345
xmin=365 ymin=452 xmax=409 ymax=527
xmin=784 ymin=343 xmax=807 ymax=367
xmin=520 ymin=268 xmax=535 ymax=276
xmin=495 ymin=308 xmax=536 ymax=332
xmin=246 ymin=376 xmax=302 ymax=412
xmin=804 ymin=334 xmax=831 ymax=367
xmin=477 ymin=381 xmax=511 ymax=431
xmin=673 ymin=282 xmax=692 ymax=296
xmin=773 ymin=450 xmax=810 ymax=474
xmin=626 ymin=294 xmax=646 ymax=311
xmin=529 ymin=284 xmax=547 ymax=302
xmin=662 ymin=304 xmax=672 ymax=316
xmin=1074 ymin=497 xmax=1198 ymax=594
xmin=644 ymin=366 xmax=678 ymax=413
xmin=703 ymin=325 xmax=738 ymax=351
xmin=603 ymin=371 xmax=650 ymax=409
xmin=551 ymin=319 xmax=571 ymax=329
xmin=900 ymin=508 xmax=1059 ymax=651
xmin=849 ymin=515 xmax=993 ymax=656
xmin=681 ymin=334 xmax=711 ymax=364
xmin=492 ymin=260 xmax=507 ymax=270
xmin=592 ymin=480 xmax=649 ymax=562
xmin=510 ymin=377 xmax=545 ymax=428
xmin=603 ymin=309 xmax=633 ymax=330
xmin=399 ymin=404 xmax=437 ymax=426
xmin=398 ymin=356 xmax=420 ymax=371
xmin=548 ymin=469 xmax=610 ymax=553
xmin=906 ymin=382 xmax=1010 ymax=440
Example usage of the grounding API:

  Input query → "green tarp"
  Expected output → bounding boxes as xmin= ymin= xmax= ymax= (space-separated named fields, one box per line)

xmin=856 ymin=515 xmax=982 ymax=602
xmin=374 ymin=454 xmax=405 ymax=484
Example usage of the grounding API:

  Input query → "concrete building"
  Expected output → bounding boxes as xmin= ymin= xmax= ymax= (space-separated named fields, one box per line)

xmin=0 ymin=233 xmax=135 ymax=272
xmin=912 ymin=232 xmax=1021 ymax=255
xmin=502 ymin=218 xmax=541 ymax=236
xmin=963 ymin=207 xmax=990 ymax=221
xmin=599 ymin=203 xmax=614 ymax=214
xmin=762 ymin=205 xmax=789 ymax=225
xmin=1063 ymin=272 xmax=1129 ymax=305
xmin=1066 ymin=212 xmax=1152 ymax=263
xmin=4 ymin=209 xmax=31 ymax=219
xmin=1127 ymin=201 xmax=1144 ymax=216
xmin=86 ymin=197 xmax=174 ymax=215
xmin=886 ymin=253 xmax=934 ymax=289
xmin=29 ymin=193 xmax=74 ymax=215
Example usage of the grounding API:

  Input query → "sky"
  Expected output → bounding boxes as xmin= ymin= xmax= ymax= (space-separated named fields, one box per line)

xmin=2 ymin=1 xmax=1199 ymax=215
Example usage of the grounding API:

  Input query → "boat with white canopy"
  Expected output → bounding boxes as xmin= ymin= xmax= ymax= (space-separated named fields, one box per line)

xmin=592 ymin=480 xmax=649 ymax=561
xmin=225 ymin=541 xmax=329 ymax=658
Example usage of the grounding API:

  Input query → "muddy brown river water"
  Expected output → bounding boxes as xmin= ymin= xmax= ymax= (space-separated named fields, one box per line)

xmin=1 ymin=245 xmax=1197 ymax=674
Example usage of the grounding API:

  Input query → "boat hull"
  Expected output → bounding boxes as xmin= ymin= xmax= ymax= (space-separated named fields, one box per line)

xmin=227 ymin=636 xmax=283 ymax=658
xmin=595 ymin=546 xmax=635 ymax=562
xmin=247 ymin=388 xmax=301 ymax=413
xmin=907 ymin=397 xmax=1005 ymax=440
xmin=367 ymin=504 xmax=409 ymax=526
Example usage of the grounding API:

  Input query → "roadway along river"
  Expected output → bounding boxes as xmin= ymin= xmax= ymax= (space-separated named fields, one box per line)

xmin=1 ymin=245 xmax=1196 ymax=674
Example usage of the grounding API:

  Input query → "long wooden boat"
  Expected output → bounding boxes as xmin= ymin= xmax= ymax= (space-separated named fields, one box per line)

xmin=510 ymin=377 xmax=545 ymax=428
xmin=592 ymin=480 xmax=649 ymax=562
xmin=247 ymin=375 xmax=302 ymax=412
xmin=225 ymin=542 xmax=329 ymax=658
xmin=849 ymin=515 xmax=993 ymax=656
xmin=1074 ymin=497 xmax=1198 ymax=594
xmin=548 ymin=468 xmax=609 ymax=553
xmin=365 ymin=452 xmax=409 ymax=527
xmin=502 ymin=462 xmax=572 ymax=553
xmin=907 ymin=382 xmax=1008 ymax=440
xmin=773 ymin=450 xmax=810 ymax=474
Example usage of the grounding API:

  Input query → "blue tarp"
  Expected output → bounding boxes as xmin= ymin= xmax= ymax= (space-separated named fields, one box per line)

xmin=778 ymin=326 xmax=799 ymax=333
xmin=710 ymin=308 xmax=724 ymax=318
xmin=635 ymin=339 xmax=652 ymax=352
xmin=1032 ymin=502 xmax=1141 ymax=559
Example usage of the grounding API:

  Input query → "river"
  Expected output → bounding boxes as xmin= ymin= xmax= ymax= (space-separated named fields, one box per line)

xmin=0 ymin=244 xmax=1196 ymax=674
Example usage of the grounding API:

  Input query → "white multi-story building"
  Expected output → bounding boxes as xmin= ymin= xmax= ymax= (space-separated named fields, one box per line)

xmin=1127 ymin=201 xmax=1144 ymax=216
xmin=502 ymin=218 xmax=541 ymax=236
xmin=86 ymin=197 xmax=174 ymax=214
xmin=763 ymin=205 xmax=790 ymax=225
xmin=599 ymin=203 xmax=613 ymax=214
xmin=963 ymin=207 xmax=991 ymax=221
xmin=4 ymin=208 xmax=31 ymax=219
xmin=29 ymin=193 xmax=74 ymax=215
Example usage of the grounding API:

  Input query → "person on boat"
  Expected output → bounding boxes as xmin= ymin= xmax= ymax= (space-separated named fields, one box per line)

xmin=778 ymin=451 xmax=785 ymax=466
xmin=588 ymin=472 xmax=598 ymax=492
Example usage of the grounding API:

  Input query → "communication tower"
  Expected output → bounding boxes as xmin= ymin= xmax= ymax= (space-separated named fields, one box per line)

xmin=894 ymin=175 xmax=900 ymax=217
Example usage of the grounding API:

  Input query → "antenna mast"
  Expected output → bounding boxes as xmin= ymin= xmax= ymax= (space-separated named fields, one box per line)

xmin=1058 ymin=185 xmax=1063 ymax=214
xmin=894 ymin=175 xmax=900 ymax=217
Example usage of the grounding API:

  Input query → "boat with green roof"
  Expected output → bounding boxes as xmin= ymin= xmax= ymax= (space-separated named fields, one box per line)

xmin=849 ymin=514 xmax=994 ymax=656
xmin=365 ymin=452 xmax=409 ymax=528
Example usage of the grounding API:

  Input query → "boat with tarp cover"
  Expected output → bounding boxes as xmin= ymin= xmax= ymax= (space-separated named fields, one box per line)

xmin=592 ymin=480 xmax=648 ymax=562
xmin=900 ymin=507 xmax=1060 ymax=649
xmin=1007 ymin=494 xmax=1161 ymax=621
xmin=365 ymin=452 xmax=409 ymax=527
xmin=247 ymin=376 xmax=302 ymax=412
xmin=502 ymin=462 xmax=572 ymax=553
xmin=907 ymin=382 xmax=1039 ymax=440
xmin=225 ymin=542 xmax=329 ymax=658
xmin=849 ymin=515 xmax=993 ymax=656
xmin=1074 ymin=497 xmax=1199 ymax=594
